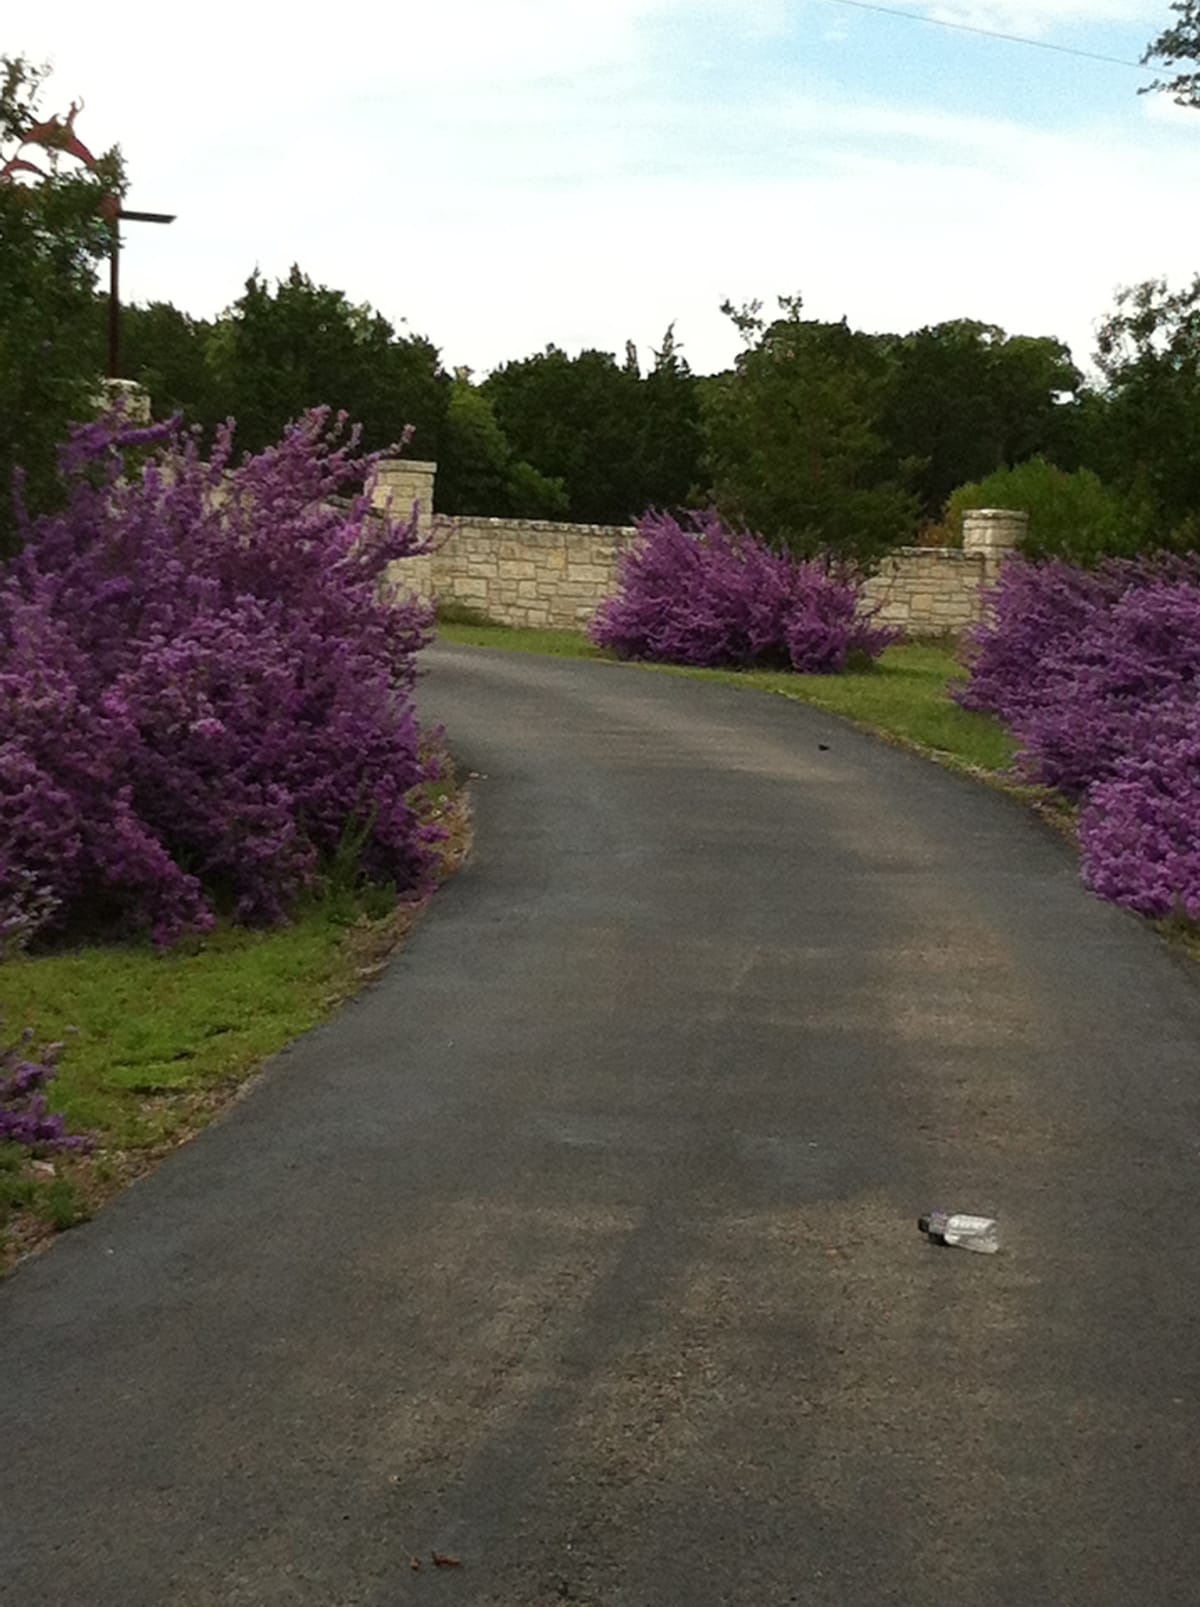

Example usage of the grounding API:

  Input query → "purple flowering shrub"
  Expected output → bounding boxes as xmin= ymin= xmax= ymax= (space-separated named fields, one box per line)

xmin=1 ymin=408 xmax=438 ymax=949
xmin=958 ymin=555 xmax=1200 ymax=919
xmin=589 ymin=510 xmax=899 ymax=672
xmin=953 ymin=558 xmax=1127 ymax=731
xmin=1079 ymin=703 xmax=1200 ymax=918
xmin=1014 ymin=582 xmax=1200 ymax=796
xmin=1 ymin=1020 xmax=90 ymax=1152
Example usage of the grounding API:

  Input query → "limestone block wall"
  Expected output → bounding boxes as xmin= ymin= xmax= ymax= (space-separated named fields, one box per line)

xmin=424 ymin=516 xmax=638 ymax=630
xmin=385 ymin=544 xmax=436 ymax=604
xmin=372 ymin=457 xmax=1028 ymax=637
xmin=861 ymin=513 xmax=1024 ymax=634
xmin=861 ymin=548 xmax=992 ymax=633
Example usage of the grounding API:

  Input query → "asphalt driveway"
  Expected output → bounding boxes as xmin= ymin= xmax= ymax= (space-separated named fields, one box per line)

xmin=3 ymin=643 xmax=1199 ymax=1605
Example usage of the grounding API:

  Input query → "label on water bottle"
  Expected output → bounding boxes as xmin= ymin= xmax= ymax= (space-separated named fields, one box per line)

xmin=945 ymin=1214 xmax=994 ymax=1237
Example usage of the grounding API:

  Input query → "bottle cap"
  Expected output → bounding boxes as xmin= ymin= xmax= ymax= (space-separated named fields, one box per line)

xmin=917 ymin=1214 xmax=931 ymax=1235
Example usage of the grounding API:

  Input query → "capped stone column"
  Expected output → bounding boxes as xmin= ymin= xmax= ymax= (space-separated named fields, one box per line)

xmin=963 ymin=506 xmax=1027 ymax=591
xmin=374 ymin=459 xmax=438 ymax=603
xmin=97 ymin=377 xmax=152 ymax=423
xmin=373 ymin=458 xmax=437 ymax=541
xmin=962 ymin=507 xmax=1028 ymax=557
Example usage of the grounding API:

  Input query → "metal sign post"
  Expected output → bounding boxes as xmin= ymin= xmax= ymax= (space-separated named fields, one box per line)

xmin=108 ymin=208 xmax=176 ymax=378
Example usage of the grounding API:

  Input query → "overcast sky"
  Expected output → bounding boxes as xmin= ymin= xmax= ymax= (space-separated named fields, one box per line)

xmin=14 ymin=1 xmax=1198 ymax=376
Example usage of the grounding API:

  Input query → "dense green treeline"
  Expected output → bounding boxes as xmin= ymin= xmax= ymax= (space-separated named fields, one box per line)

xmin=91 ymin=273 xmax=1200 ymax=567
xmin=11 ymin=251 xmax=1200 ymax=567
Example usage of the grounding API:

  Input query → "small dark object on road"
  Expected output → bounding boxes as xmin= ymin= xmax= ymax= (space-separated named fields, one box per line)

xmin=432 ymin=1552 xmax=461 ymax=1568
xmin=818 ymin=743 xmax=830 ymax=751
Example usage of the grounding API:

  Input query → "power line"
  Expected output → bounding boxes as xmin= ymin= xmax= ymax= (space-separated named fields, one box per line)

xmin=822 ymin=0 xmax=1155 ymax=72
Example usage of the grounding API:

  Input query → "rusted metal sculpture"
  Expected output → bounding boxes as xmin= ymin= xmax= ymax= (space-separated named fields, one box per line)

xmin=1 ymin=95 xmax=174 ymax=376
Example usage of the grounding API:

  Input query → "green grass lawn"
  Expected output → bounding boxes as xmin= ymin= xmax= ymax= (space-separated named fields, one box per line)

xmin=439 ymin=619 xmax=612 ymax=659
xmin=0 ymin=895 xmax=422 ymax=1261
xmin=3 ymin=905 xmax=374 ymax=1146
xmin=437 ymin=621 xmax=1015 ymax=774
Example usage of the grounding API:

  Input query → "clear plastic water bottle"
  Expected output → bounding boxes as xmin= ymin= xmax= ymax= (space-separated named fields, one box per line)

xmin=918 ymin=1211 xmax=999 ymax=1254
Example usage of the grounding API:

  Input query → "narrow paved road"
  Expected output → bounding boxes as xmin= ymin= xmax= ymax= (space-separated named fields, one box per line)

xmin=4 ymin=645 xmax=1200 ymax=1606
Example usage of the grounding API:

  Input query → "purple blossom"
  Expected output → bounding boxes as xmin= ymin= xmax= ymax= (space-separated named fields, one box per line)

xmin=589 ymin=510 xmax=899 ymax=672
xmin=0 ymin=1019 xmax=90 ymax=1152
xmin=1 ymin=408 xmax=438 ymax=949
xmin=1080 ymin=705 xmax=1200 ymax=919
xmin=957 ymin=553 xmax=1200 ymax=920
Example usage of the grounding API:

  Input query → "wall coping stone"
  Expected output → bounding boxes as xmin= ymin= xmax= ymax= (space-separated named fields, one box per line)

xmin=433 ymin=515 xmax=638 ymax=537
xmin=879 ymin=546 xmax=983 ymax=563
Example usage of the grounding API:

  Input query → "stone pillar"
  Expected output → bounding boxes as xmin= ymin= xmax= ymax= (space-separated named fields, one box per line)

xmin=963 ymin=506 xmax=1027 ymax=591
xmin=374 ymin=459 xmax=438 ymax=605
xmin=962 ymin=507 xmax=1028 ymax=557
xmin=97 ymin=377 xmax=151 ymax=423
xmin=373 ymin=458 xmax=437 ymax=541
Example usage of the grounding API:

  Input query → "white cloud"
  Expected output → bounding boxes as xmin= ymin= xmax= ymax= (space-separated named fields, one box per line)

xmin=12 ymin=0 xmax=1198 ymax=381
xmin=924 ymin=1 xmax=1149 ymax=32
xmin=1142 ymin=90 xmax=1200 ymax=125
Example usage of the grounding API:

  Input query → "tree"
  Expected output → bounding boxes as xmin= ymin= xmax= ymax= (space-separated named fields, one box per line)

xmin=1087 ymin=275 xmax=1200 ymax=541
xmin=483 ymin=346 xmax=645 ymax=524
xmin=483 ymin=332 xmax=705 ymax=524
xmin=204 ymin=267 xmax=449 ymax=459
xmin=702 ymin=296 xmax=918 ymax=562
xmin=104 ymin=299 xmax=219 ymax=424
xmin=0 ymin=56 xmax=123 ymax=555
xmin=635 ymin=325 xmax=705 ymax=512
xmin=1142 ymin=2 xmax=1200 ymax=106
xmin=435 ymin=371 xmax=567 ymax=517
xmin=880 ymin=320 xmax=1080 ymax=522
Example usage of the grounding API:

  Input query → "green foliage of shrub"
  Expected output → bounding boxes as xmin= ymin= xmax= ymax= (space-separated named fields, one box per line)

xmin=945 ymin=457 xmax=1151 ymax=564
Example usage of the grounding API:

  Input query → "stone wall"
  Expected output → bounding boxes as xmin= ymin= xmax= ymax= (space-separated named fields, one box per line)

xmin=374 ymin=460 xmax=1026 ymax=636
xmin=860 ymin=512 xmax=1026 ymax=633
xmin=426 ymin=517 xmax=638 ymax=630
xmin=861 ymin=549 xmax=991 ymax=634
